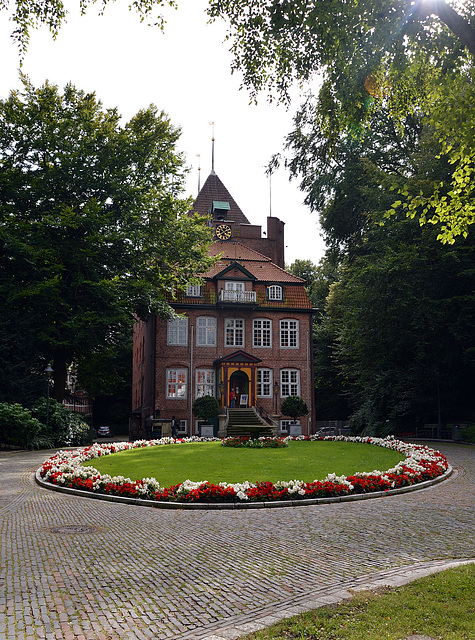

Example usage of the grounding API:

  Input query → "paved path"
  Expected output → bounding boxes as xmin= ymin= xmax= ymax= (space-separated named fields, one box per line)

xmin=0 ymin=442 xmax=474 ymax=640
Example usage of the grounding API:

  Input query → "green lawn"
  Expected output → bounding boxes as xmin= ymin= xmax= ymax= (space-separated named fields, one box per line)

xmin=243 ymin=564 xmax=475 ymax=640
xmin=83 ymin=440 xmax=404 ymax=487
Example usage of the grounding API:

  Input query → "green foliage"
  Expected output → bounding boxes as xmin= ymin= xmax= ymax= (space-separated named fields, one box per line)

xmin=192 ymin=395 xmax=220 ymax=422
xmin=460 ymin=424 xmax=475 ymax=444
xmin=32 ymin=398 xmax=92 ymax=447
xmin=0 ymin=78 xmax=215 ymax=401
xmin=209 ymin=0 xmax=475 ymax=241
xmin=280 ymin=396 xmax=308 ymax=421
xmin=0 ymin=402 xmax=43 ymax=448
xmin=295 ymin=107 xmax=475 ymax=432
xmin=3 ymin=0 xmax=177 ymax=55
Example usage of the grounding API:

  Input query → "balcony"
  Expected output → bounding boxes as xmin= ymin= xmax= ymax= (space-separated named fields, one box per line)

xmin=219 ymin=290 xmax=257 ymax=304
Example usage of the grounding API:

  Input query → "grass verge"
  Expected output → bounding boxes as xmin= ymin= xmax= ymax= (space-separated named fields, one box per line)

xmin=243 ymin=564 xmax=475 ymax=640
xmin=83 ymin=440 xmax=404 ymax=487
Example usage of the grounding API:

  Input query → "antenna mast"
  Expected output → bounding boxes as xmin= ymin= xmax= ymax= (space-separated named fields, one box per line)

xmin=196 ymin=153 xmax=201 ymax=194
xmin=210 ymin=121 xmax=215 ymax=174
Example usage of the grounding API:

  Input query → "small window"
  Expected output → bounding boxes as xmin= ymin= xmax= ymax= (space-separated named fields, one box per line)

xmin=167 ymin=317 xmax=188 ymax=346
xmin=186 ymin=285 xmax=202 ymax=297
xmin=268 ymin=285 xmax=283 ymax=300
xmin=177 ymin=419 xmax=187 ymax=434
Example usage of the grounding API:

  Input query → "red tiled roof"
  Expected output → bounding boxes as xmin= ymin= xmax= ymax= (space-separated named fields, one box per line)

xmin=191 ymin=173 xmax=250 ymax=225
xmin=205 ymin=241 xmax=305 ymax=284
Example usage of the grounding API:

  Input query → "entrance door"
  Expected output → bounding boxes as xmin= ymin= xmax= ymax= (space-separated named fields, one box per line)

xmin=229 ymin=371 xmax=249 ymax=407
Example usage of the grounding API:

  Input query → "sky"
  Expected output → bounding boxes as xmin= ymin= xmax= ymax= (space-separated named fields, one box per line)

xmin=0 ymin=0 xmax=327 ymax=266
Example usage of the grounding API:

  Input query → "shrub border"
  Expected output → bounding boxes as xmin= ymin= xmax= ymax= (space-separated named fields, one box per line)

xmin=35 ymin=436 xmax=452 ymax=509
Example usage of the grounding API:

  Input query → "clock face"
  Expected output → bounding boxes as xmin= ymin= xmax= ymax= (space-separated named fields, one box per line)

xmin=216 ymin=224 xmax=232 ymax=240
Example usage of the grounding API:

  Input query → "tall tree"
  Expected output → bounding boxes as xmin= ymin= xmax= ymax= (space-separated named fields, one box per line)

xmin=207 ymin=0 xmax=475 ymax=243
xmin=0 ymin=79 xmax=215 ymax=401
xmin=297 ymin=107 xmax=475 ymax=433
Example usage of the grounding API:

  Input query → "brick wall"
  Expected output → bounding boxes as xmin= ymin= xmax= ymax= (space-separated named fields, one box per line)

xmin=153 ymin=306 xmax=314 ymax=436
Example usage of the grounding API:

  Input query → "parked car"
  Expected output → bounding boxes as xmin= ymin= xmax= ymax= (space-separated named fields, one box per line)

xmin=96 ymin=425 xmax=113 ymax=438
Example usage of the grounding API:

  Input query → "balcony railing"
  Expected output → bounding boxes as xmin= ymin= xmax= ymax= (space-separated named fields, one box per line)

xmin=219 ymin=290 xmax=257 ymax=303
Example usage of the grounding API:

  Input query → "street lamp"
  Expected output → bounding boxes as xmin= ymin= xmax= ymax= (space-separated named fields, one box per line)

xmin=434 ymin=368 xmax=442 ymax=439
xmin=218 ymin=381 xmax=225 ymax=408
xmin=273 ymin=381 xmax=280 ymax=414
xmin=45 ymin=363 xmax=53 ymax=427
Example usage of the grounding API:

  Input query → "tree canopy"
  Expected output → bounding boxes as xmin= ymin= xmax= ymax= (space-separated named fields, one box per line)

xmin=303 ymin=108 xmax=475 ymax=432
xmin=208 ymin=0 xmax=475 ymax=243
xmin=0 ymin=79 xmax=214 ymax=401
xmin=1 ymin=0 xmax=176 ymax=54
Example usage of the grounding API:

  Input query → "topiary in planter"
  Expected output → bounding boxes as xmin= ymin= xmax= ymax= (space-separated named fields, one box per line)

xmin=280 ymin=396 xmax=309 ymax=422
xmin=192 ymin=396 xmax=220 ymax=423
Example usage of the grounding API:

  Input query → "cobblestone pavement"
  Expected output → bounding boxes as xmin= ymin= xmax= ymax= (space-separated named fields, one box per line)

xmin=0 ymin=442 xmax=474 ymax=640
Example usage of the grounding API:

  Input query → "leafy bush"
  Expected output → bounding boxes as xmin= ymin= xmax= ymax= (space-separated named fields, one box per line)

xmin=32 ymin=398 xmax=92 ymax=447
xmin=459 ymin=424 xmax=475 ymax=444
xmin=193 ymin=395 xmax=219 ymax=422
xmin=280 ymin=396 xmax=309 ymax=421
xmin=0 ymin=402 xmax=43 ymax=448
xmin=0 ymin=400 xmax=92 ymax=449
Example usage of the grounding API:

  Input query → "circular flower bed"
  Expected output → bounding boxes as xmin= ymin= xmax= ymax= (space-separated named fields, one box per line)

xmin=37 ymin=435 xmax=449 ymax=504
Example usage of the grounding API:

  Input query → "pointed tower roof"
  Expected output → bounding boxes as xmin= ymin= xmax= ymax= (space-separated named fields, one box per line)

xmin=191 ymin=173 xmax=250 ymax=225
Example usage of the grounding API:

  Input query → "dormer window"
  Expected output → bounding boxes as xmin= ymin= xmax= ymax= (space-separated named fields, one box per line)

xmin=186 ymin=285 xmax=202 ymax=297
xmin=268 ymin=285 xmax=283 ymax=301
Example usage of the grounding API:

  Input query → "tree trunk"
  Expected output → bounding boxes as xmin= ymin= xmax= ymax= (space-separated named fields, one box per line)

xmin=434 ymin=0 xmax=475 ymax=56
xmin=52 ymin=348 xmax=68 ymax=403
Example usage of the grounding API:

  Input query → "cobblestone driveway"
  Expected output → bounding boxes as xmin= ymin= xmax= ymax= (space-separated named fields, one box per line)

xmin=0 ymin=443 xmax=474 ymax=640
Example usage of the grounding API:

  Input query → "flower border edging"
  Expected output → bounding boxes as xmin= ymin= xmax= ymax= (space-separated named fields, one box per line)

xmin=35 ymin=436 xmax=452 ymax=509
xmin=35 ymin=464 xmax=453 ymax=509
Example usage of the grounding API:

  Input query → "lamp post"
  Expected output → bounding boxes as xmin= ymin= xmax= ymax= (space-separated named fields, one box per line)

xmin=218 ymin=381 xmax=225 ymax=409
xmin=434 ymin=368 xmax=442 ymax=439
xmin=45 ymin=363 xmax=53 ymax=427
xmin=273 ymin=381 xmax=280 ymax=414
xmin=70 ymin=373 xmax=77 ymax=413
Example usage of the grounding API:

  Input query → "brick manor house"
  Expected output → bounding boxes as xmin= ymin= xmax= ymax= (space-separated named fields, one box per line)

xmin=132 ymin=170 xmax=315 ymax=438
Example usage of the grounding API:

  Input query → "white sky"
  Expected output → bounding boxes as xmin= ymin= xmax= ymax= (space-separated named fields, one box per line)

xmin=0 ymin=0 xmax=327 ymax=266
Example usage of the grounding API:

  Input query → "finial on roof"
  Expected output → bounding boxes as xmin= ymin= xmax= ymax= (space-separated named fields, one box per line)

xmin=210 ymin=121 xmax=216 ymax=175
xmin=196 ymin=153 xmax=201 ymax=194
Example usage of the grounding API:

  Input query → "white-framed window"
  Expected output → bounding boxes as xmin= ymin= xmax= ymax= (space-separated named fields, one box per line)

xmin=177 ymin=419 xmax=187 ymax=434
xmin=225 ymin=281 xmax=245 ymax=292
xmin=253 ymin=319 xmax=272 ymax=348
xmin=225 ymin=318 xmax=244 ymax=347
xmin=268 ymin=285 xmax=283 ymax=301
xmin=280 ymin=319 xmax=299 ymax=348
xmin=257 ymin=368 xmax=273 ymax=397
xmin=196 ymin=369 xmax=215 ymax=398
xmin=280 ymin=369 xmax=300 ymax=397
xmin=280 ymin=419 xmax=301 ymax=434
xmin=196 ymin=316 xmax=217 ymax=346
xmin=167 ymin=317 xmax=188 ymax=346
xmin=166 ymin=368 xmax=187 ymax=398
xmin=186 ymin=285 xmax=202 ymax=297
